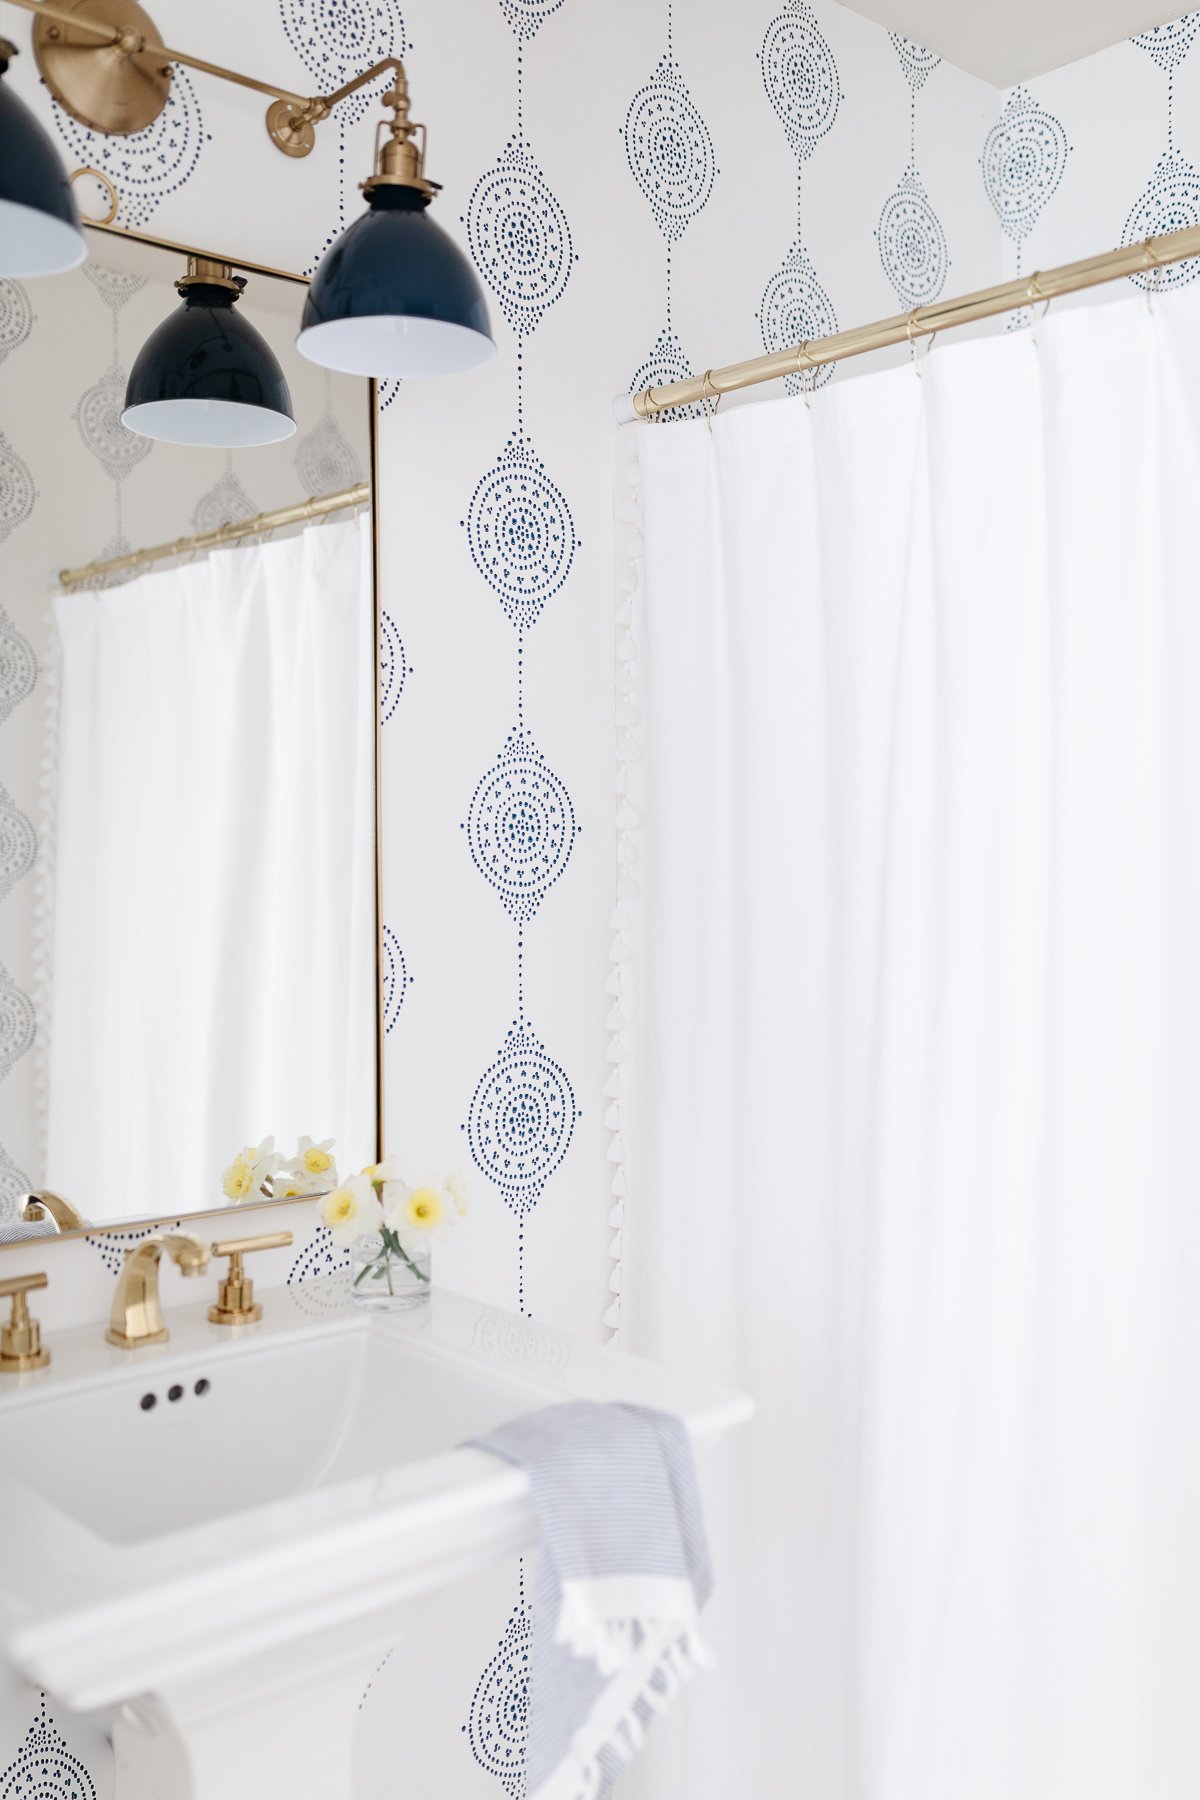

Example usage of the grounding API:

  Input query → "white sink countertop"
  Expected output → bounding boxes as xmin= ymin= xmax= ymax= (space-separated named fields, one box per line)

xmin=0 ymin=1279 xmax=751 ymax=1712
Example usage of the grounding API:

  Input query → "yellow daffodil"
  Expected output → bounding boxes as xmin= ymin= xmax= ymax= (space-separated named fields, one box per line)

xmin=298 ymin=1136 xmax=337 ymax=1178
xmin=403 ymin=1185 xmax=447 ymax=1233
xmin=225 ymin=1135 xmax=284 ymax=1201
xmin=385 ymin=1171 xmax=465 ymax=1252
xmin=221 ymin=1155 xmax=255 ymax=1202
xmin=321 ymin=1174 xmax=383 ymax=1248
xmin=279 ymin=1136 xmax=338 ymax=1196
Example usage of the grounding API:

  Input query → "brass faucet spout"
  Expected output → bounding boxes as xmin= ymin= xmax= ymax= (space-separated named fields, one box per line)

xmin=19 ymin=1190 xmax=86 ymax=1233
xmin=106 ymin=1233 xmax=210 ymax=1348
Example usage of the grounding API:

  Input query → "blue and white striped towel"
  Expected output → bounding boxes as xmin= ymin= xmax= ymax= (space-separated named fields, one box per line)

xmin=472 ymin=1400 xmax=713 ymax=1800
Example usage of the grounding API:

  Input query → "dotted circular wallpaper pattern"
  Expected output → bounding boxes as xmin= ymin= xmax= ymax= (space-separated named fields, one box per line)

xmin=758 ymin=242 xmax=839 ymax=392
xmin=465 ymin=1578 xmax=532 ymax=1795
xmin=0 ymin=282 xmax=33 ymax=367
xmin=51 ymin=70 xmax=209 ymax=228
xmin=0 ymin=1697 xmax=97 ymax=1800
xmin=464 ymin=138 xmax=577 ymax=337
xmin=464 ymin=1019 xmax=579 ymax=1219
xmin=0 ymin=784 xmax=36 ymax=906
xmin=464 ymin=728 xmax=578 ymax=926
xmin=759 ymin=0 xmax=842 ymax=162
xmin=877 ymin=167 xmax=950 ymax=309
xmin=0 ymin=435 xmax=35 ymax=549
xmin=981 ymin=87 xmax=1072 ymax=242
xmin=462 ymin=431 xmax=579 ymax=632
xmin=624 ymin=54 xmax=718 ymax=242
xmin=0 ymin=605 xmax=37 ymax=728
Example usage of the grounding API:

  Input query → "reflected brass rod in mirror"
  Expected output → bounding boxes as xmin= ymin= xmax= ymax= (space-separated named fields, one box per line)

xmin=59 ymin=481 xmax=370 ymax=590
xmin=0 ymin=218 xmax=386 ymax=1248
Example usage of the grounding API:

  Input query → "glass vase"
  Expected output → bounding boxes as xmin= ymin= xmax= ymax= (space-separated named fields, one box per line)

xmin=349 ymin=1231 xmax=431 ymax=1310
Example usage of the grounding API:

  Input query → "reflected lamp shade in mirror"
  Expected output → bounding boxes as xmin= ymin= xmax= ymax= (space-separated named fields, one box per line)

xmin=297 ymin=185 xmax=494 ymax=379
xmin=0 ymin=40 xmax=86 ymax=277
xmin=122 ymin=260 xmax=295 ymax=448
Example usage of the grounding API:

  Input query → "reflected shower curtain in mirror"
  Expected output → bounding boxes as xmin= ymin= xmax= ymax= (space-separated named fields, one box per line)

xmin=624 ymin=289 xmax=1200 ymax=1799
xmin=43 ymin=516 xmax=375 ymax=1221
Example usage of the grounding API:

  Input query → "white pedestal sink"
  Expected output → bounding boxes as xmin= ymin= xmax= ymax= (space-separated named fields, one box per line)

xmin=0 ymin=1280 xmax=750 ymax=1799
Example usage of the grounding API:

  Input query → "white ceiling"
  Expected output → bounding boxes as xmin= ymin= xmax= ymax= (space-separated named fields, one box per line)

xmin=838 ymin=0 xmax=1186 ymax=84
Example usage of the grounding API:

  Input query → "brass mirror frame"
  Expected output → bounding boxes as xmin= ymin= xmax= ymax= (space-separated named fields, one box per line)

xmin=1 ymin=218 xmax=385 ymax=1248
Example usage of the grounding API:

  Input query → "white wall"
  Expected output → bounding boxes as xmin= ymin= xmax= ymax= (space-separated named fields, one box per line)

xmin=6 ymin=0 xmax=1194 ymax=1791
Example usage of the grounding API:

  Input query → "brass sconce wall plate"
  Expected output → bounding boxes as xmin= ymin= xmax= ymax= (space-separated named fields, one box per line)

xmin=265 ymin=96 xmax=317 ymax=159
xmin=33 ymin=0 xmax=170 ymax=136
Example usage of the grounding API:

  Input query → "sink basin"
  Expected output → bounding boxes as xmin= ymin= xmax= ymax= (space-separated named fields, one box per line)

xmin=0 ymin=1279 xmax=750 ymax=1800
xmin=2 ymin=1315 xmax=554 ymax=1544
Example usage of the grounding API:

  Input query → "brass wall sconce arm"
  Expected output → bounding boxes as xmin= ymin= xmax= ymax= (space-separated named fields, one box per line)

xmin=3 ymin=0 xmax=421 ymax=162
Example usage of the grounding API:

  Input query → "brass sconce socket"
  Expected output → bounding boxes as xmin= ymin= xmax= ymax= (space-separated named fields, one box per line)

xmin=361 ymin=78 xmax=437 ymax=200
xmin=174 ymin=255 xmax=243 ymax=298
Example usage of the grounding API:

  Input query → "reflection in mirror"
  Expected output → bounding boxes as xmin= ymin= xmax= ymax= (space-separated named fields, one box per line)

xmin=0 ymin=226 xmax=377 ymax=1237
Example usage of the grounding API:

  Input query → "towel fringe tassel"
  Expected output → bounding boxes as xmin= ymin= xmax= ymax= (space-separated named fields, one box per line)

xmin=542 ymin=1630 xmax=708 ymax=1800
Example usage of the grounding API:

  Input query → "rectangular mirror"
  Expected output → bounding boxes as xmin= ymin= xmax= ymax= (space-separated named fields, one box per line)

xmin=0 ymin=222 xmax=380 ymax=1239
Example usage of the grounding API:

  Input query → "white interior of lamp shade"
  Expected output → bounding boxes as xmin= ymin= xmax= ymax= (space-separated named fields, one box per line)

xmin=0 ymin=197 xmax=86 ymax=278
xmin=296 ymin=314 xmax=497 ymax=379
xmin=121 ymin=397 xmax=298 ymax=448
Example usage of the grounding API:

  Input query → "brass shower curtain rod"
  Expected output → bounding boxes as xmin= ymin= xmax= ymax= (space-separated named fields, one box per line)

xmin=622 ymin=222 xmax=1200 ymax=420
xmin=59 ymin=482 xmax=369 ymax=590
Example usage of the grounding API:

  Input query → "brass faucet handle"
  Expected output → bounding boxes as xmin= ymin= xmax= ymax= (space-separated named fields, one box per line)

xmin=208 ymin=1231 xmax=293 ymax=1327
xmin=0 ymin=1271 xmax=50 ymax=1373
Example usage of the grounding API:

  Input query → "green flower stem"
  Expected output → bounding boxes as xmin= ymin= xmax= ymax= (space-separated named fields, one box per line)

xmin=352 ymin=1225 xmax=430 ymax=1290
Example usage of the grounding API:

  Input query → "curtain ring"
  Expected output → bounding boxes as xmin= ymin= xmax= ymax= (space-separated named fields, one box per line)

xmin=1025 ymin=271 xmax=1051 ymax=343
xmin=700 ymin=370 xmax=720 ymax=432
xmin=69 ymin=165 xmax=119 ymax=226
xmin=1143 ymin=239 xmax=1163 ymax=310
xmin=906 ymin=310 xmax=923 ymax=379
xmin=794 ymin=341 xmax=817 ymax=408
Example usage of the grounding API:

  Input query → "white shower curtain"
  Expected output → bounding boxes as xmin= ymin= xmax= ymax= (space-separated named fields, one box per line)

xmin=626 ymin=287 xmax=1200 ymax=1799
xmin=44 ymin=516 xmax=376 ymax=1221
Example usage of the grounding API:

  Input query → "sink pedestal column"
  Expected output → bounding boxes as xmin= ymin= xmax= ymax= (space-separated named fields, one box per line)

xmin=112 ymin=1624 xmax=390 ymax=1800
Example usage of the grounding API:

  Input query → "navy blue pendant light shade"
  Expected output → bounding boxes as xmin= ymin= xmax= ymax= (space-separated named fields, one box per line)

xmin=298 ymin=184 xmax=494 ymax=379
xmin=123 ymin=267 xmax=296 ymax=448
xmin=0 ymin=31 xmax=488 ymax=388
xmin=0 ymin=41 xmax=86 ymax=277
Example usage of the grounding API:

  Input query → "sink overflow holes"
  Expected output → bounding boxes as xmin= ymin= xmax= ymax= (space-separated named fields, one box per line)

xmin=139 ymin=1378 xmax=210 ymax=1412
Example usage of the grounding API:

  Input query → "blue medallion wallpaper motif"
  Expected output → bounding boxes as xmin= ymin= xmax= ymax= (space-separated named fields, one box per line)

xmin=461 ymin=2 xmax=582 ymax=1784
xmin=981 ymin=85 xmax=1071 ymax=325
xmin=51 ymin=71 xmax=209 ymax=229
xmin=71 ymin=270 xmax=150 ymax=585
xmin=0 ymin=276 xmax=37 ymax=1199
xmin=458 ymin=0 xmax=580 ymax=1332
xmin=757 ymin=0 xmax=841 ymax=393
xmin=0 ymin=1695 xmax=96 ymax=1800
xmin=624 ymin=1 xmax=717 ymax=416
xmin=1123 ymin=17 xmax=1200 ymax=287
xmin=876 ymin=32 xmax=949 ymax=308
xmin=464 ymin=1570 xmax=533 ymax=1797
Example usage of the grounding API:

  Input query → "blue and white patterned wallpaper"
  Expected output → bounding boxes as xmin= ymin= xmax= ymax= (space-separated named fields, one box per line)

xmin=4 ymin=0 xmax=1200 ymax=1793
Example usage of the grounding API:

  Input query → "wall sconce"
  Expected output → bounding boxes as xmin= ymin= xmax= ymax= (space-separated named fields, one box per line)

xmin=0 ymin=0 xmax=493 ymax=384
xmin=122 ymin=259 xmax=296 ymax=449
xmin=298 ymin=74 xmax=494 ymax=378
xmin=0 ymin=37 xmax=85 ymax=276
